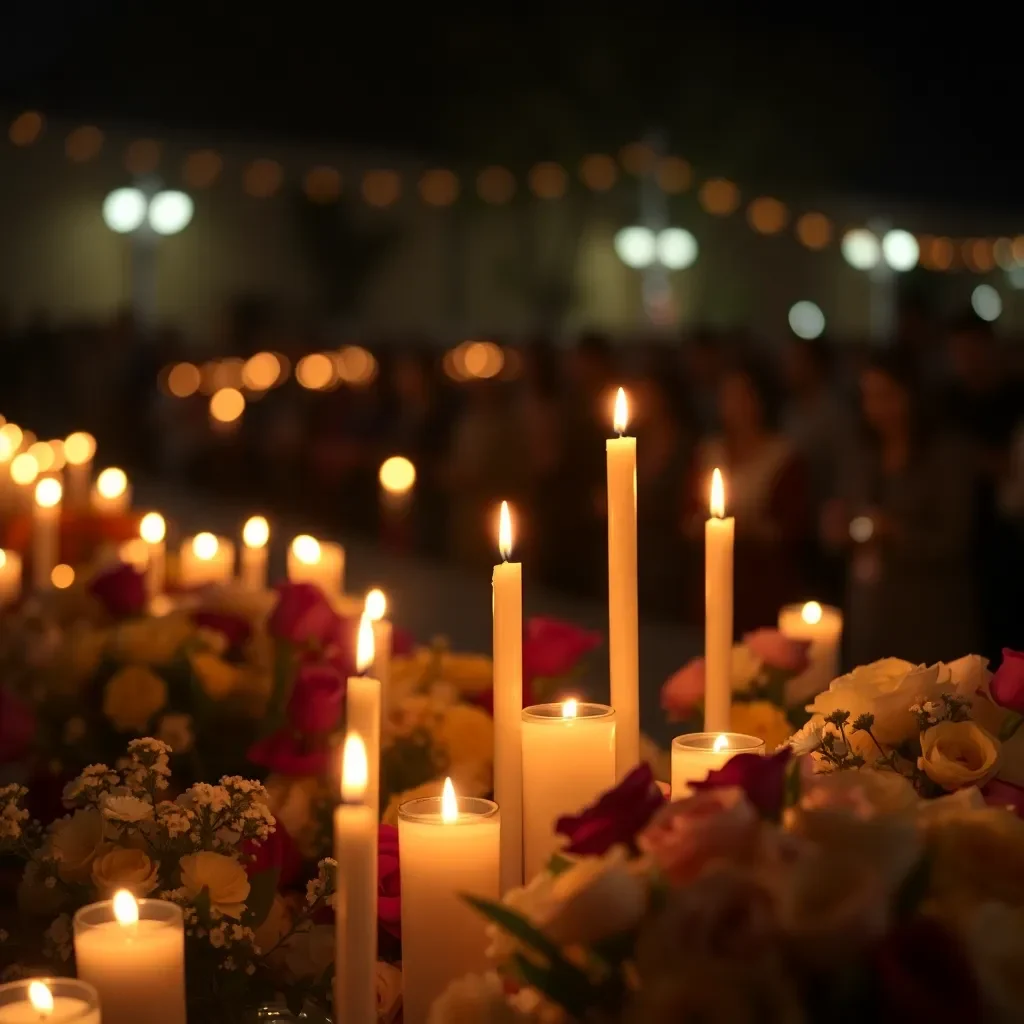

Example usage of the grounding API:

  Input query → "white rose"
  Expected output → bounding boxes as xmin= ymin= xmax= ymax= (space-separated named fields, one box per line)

xmin=944 ymin=654 xmax=991 ymax=701
xmin=91 ymin=846 xmax=159 ymax=897
xmin=376 ymin=962 xmax=403 ymax=1022
xmin=179 ymin=851 xmax=250 ymax=918
xmin=50 ymin=809 xmax=105 ymax=883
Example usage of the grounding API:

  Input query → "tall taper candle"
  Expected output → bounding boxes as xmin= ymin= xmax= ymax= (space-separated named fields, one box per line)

xmin=241 ymin=516 xmax=270 ymax=590
xmin=365 ymin=588 xmax=393 ymax=726
xmin=139 ymin=512 xmax=166 ymax=598
xmin=347 ymin=615 xmax=381 ymax=821
xmin=32 ymin=478 xmax=62 ymax=591
xmin=705 ymin=468 xmax=734 ymax=732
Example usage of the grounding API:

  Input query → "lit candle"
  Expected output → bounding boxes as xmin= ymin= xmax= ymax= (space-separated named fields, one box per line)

xmin=671 ymin=732 xmax=765 ymax=798
xmin=347 ymin=615 xmax=381 ymax=819
xmin=139 ymin=512 xmax=166 ymax=598
xmin=365 ymin=588 xmax=392 ymax=725
xmin=240 ymin=516 xmax=270 ymax=590
xmin=73 ymin=891 xmax=186 ymax=1024
xmin=705 ymin=467 xmax=734 ymax=733
xmin=63 ymin=432 xmax=96 ymax=512
xmin=778 ymin=601 xmax=844 ymax=703
xmin=378 ymin=456 xmax=416 ymax=546
xmin=0 ymin=978 xmax=101 ymax=1024
xmin=10 ymin=453 xmax=39 ymax=513
xmin=492 ymin=500 xmax=523 ymax=894
xmin=606 ymin=387 xmax=640 ymax=777
xmin=398 ymin=778 xmax=499 ymax=1024
xmin=33 ymin=478 xmax=62 ymax=591
xmin=334 ymin=733 xmax=377 ymax=1024
xmin=179 ymin=533 xmax=235 ymax=588
xmin=91 ymin=467 xmax=131 ymax=516
xmin=0 ymin=550 xmax=22 ymax=606
xmin=287 ymin=535 xmax=345 ymax=598
xmin=521 ymin=700 xmax=616 ymax=880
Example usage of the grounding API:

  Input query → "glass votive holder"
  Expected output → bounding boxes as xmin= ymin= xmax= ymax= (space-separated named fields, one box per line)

xmin=671 ymin=731 xmax=765 ymax=798
xmin=0 ymin=976 xmax=101 ymax=1023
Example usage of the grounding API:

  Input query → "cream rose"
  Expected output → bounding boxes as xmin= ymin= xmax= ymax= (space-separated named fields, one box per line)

xmin=91 ymin=846 xmax=159 ymax=897
xmin=179 ymin=851 xmax=250 ymax=918
xmin=50 ymin=808 xmax=105 ymax=883
xmin=101 ymin=794 xmax=155 ymax=824
xmin=919 ymin=720 xmax=1000 ymax=791
xmin=103 ymin=665 xmax=168 ymax=732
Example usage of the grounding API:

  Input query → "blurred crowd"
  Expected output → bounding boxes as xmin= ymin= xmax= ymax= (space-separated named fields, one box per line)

xmin=2 ymin=303 xmax=1024 ymax=670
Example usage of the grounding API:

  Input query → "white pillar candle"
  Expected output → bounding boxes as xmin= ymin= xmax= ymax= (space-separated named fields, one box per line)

xmin=0 ymin=430 xmax=16 ymax=515
xmin=139 ymin=512 xmax=166 ymax=598
xmin=399 ymin=780 xmax=499 ymax=1024
xmin=240 ymin=516 xmax=270 ymax=590
xmin=521 ymin=701 xmax=616 ymax=880
xmin=33 ymin=478 xmax=62 ymax=591
xmin=347 ymin=615 xmax=381 ymax=819
xmin=705 ymin=468 xmax=734 ymax=733
xmin=287 ymin=535 xmax=345 ymax=598
xmin=778 ymin=601 xmax=843 ymax=703
xmin=91 ymin=468 xmax=131 ymax=516
xmin=73 ymin=892 xmax=186 ymax=1024
xmin=0 ymin=550 xmax=22 ymax=607
xmin=492 ymin=501 xmax=523 ymax=894
xmin=179 ymin=533 xmax=235 ymax=588
xmin=365 ymin=588 xmax=393 ymax=726
xmin=0 ymin=977 xmax=101 ymax=1024
xmin=671 ymin=732 xmax=764 ymax=799
xmin=606 ymin=387 xmax=640 ymax=778
xmin=63 ymin=432 xmax=96 ymax=512
xmin=334 ymin=733 xmax=377 ymax=1024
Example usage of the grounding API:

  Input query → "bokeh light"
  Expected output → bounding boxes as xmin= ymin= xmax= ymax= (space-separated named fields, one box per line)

xmin=140 ymin=512 xmax=166 ymax=544
xmin=27 ymin=441 xmax=55 ymax=472
xmin=971 ymin=284 xmax=1002 ymax=322
xmin=148 ymin=191 xmax=194 ymax=235
xmin=242 ymin=352 xmax=282 ymax=391
xmin=336 ymin=346 xmax=378 ymax=386
xmin=619 ymin=142 xmax=656 ymax=175
xmin=528 ymin=162 xmax=568 ymax=199
xmin=361 ymin=170 xmax=401 ymax=208
xmin=65 ymin=125 xmax=104 ymax=163
xmin=788 ymin=300 xmax=826 ymax=339
xmin=579 ymin=154 xmax=617 ymax=192
xmin=243 ymin=516 xmax=269 ymax=548
xmin=51 ymin=564 xmax=75 ymax=590
xmin=9 ymin=111 xmax=43 ymax=146
xmin=64 ymin=432 xmax=96 ymax=465
xmin=167 ymin=362 xmax=201 ymax=398
xmin=795 ymin=212 xmax=832 ymax=250
xmin=296 ymin=353 xmax=336 ymax=390
xmin=656 ymin=228 xmax=698 ymax=269
xmin=304 ymin=166 xmax=343 ymax=204
xmin=209 ymin=387 xmax=245 ymax=423
xmin=102 ymin=188 xmax=147 ymax=234
xmin=10 ymin=453 xmax=38 ymax=486
xmin=96 ymin=467 xmax=127 ymax=499
xmin=0 ymin=423 xmax=23 ymax=458
xmin=291 ymin=535 xmax=321 ymax=564
xmin=379 ymin=456 xmax=416 ymax=494
xmin=881 ymin=229 xmax=919 ymax=271
xmin=698 ymin=178 xmax=740 ymax=216
xmin=841 ymin=228 xmax=881 ymax=270
xmin=476 ymin=166 xmax=516 ymax=204
xmin=35 ymin=478 xmax=62 ymax=508
xmin=747 ymin=197 xmax=788 ymax=235
xmin=461 ymin=341 xmax=504 ymax=379
xmin=118 ymin=538 xmax=150 ymax=570
xmin=656 ymin=156 xmax=692 ymax=194
xmin=614 ymin=226 xmax=657 ymax=268
xmin=182 ymin=149 xmax=223 ymax=189
xmin=418 ymin=169 xmax=460 ymax=206
xmin=243 ymin=159 xmax=284 ymax=198
xmin=192 ymin=533 xmax=219 ymax=560
xmin=47 ymin=440 xmax=66 ymax=471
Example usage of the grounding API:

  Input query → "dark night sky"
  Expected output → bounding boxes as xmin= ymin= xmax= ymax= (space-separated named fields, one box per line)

xmin=2 ymin=4 xmax=1022 ymax=214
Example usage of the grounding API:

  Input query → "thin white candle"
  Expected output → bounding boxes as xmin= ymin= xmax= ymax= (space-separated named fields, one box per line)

xmin=606 ymin=387 xmax=640 ymax=777
xmin=347 ymin=615 xmax=381 ymax=820
xmin=240 ymin=516 xmax=270 ymax=590
xmin=671 ymin=732 xmax=764 ymax=798
xmin=778 ymin=601 xmax=844 ymax=703
xmin=365 ymin=588 xmax=392 ymax=726
xmin=33 ymin=478 xmax=62 ymax=591
xmin=139 ymin=512 xmax=166 ymax=598
xmin=0 ymin=550 xmax=22 ymax=607
xmin=521 ymin=700 xmax=616 ymax=880
xmin=63 ymin=432 xmax=96 ymax=512
xmin=287 ymin=535 xmax=344 ymax=598
xmin=334 ymin=733 xmax=377 ymax=1024
xmin=705 ymin=467 xmax=734 ymax=733
xmin=179 ymin=533 xmax=235 ymax=588
xmin=492 ymin=500 xmax=523 ymax=894
xmin=0 ymin=978 xmax=101 ymax=1024
xmin=91 ymin=467 xmax=131 ymax=516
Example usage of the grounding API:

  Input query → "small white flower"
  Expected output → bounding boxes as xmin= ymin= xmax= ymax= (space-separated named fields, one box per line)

xmin=102 ymin=794 xmax=154 ymax=823
xmin=788 ymin=717 xmax=825 ymax=756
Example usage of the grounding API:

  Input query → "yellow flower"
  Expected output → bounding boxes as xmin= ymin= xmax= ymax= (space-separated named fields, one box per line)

xmin=188 ymin=651 xmax=244 ymax=700
xmin=730 ymin=701 xmax=793 ymax=752
xmin=60 ymin=625 xmax=111 ymax=689
xmin=435 ymin=704 xmax=494 ymax=767
xmin=50 ymin=808 xmax=105 ymax=883
xmin=919 ymin=721 xmax=1000 ymax=791
xmin=180 ymin=851 xmax=250 ymax=919
xmin=103 ymin=665 xmax=167 ymax=732
xmin=392 ymin=648 xmax=493 ymax=698
xmin=110 ymin=613 xmax=194 ymax=667
xmin=91 ymin=847 xmax=159 ymax=897
xmin=264 ymin=774 xmax=330 ymax=859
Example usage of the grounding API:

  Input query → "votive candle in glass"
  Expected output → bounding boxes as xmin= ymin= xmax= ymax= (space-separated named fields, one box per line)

xmin=0 ymin=977 xmax=101 ymax=1024
xmin=671 ymin=732 xmax=765 ymax=799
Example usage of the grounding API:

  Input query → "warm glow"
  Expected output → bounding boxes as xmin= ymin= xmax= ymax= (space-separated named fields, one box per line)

xmin=335 ymin=346 xmax=378 ymax=386
xmin=97 ymin=467 xmax=127 ymax=499
xmin=613 ymin=387 xmax=629 ymax=435
xmin=0 ymin=423 xmax=23 ymax=453
xmin=365 ymin=587 xmax=387 ymax=621
xmin=167 ymin=362 xmax=201 ymax=398
xmin=441 ymin=777 xmax=458 ymax=824
xmin=28 ymin=440 xmax=55 ymax=472
xmin=296 ymin=353 xmax=336 ymax=390
xmin=0 ymin=551 xmax=5 ymax=568
xmin=28 ymin=981 xmax=54 ymax=1014
xmin=192 ymin=532 xmax=219 ymax=560
xmin=35 ymin=478 xmax=62 ymax=508
xmin=341 ymin=732 xmax=369 ymax=803
xmin=356 ymin=612 xmax=376 ymax=673
xmin=0 ymin=435 xmax=13 ymax=463
xmin=243 ymin=515 xmax=269 ymax=549
xmin=64 ymin=431 xmax=96 ymax=465
xmin=562 ymin=698 xmax=579 ymax=719
xmin=209 ymin=387 xmax=245 ymax=423
xmin=801 ymin=601 xmax=823 ymax=626
xmin=461 ymin=340 xmax=504 ymax=379
xmin=498 ymin=500 xmax=513 ymax=561
xmin=52 ymin=564 xmax=75 ymax=589
xmin=119 ymin=538 xmax=149 ymax=570
xmin=713 ymin=734 xmax=729 ymax=753
xmin=291 ymin=534 xmax=321 ymax=565
xmin=378 ymin=455 xmax=416 ymax=495
xmin=710 ymin=468 xmax=726 ymax=519
xmin=113 ymin=888 xmax=139 ymax=926
xmin=47 ymin=439 xmax=66 ymax=471
xmin=140 ymin=512 xmax=166 ymax=544
xmin=241 ymin=352 xmax=282 ymax=392
xmin=10 ymin=453 xmax=38 ymax=486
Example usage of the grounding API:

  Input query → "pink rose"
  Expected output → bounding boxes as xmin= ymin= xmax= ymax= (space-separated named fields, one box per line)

xmin=522 ymin=617 xmax=601 ymax=685
xmin=0 ymin=687 xmax=34 ymax=763
xmin=287 ymin=664 xmax=346 ymax=735
xmin=243 ymin=820 xmax=303 ymax=888
xmin=691 ymin=748 xmax=792 ymax=821
xmin=742 ymin=629 xmax=810 ymax=674
xmin=192 ymin=610 xmax=251 ymax=649
xmin=378 ymin=824 xmax=400 ymax=940
xmin=247 ymin=729 xmax=331 ymax=775
xmin=555 ymin=763 xmax=664 ymax=855
xmin=661 ymin=658 xmax=705 ymax=719
xmin=638 ymin=787 xmax=760 ymax=884
xmin=268 ymin=583 xmax=342 ymax=648
xmin=89 ymin=563 xmax=146 ymax=617
xmin=990 ymin=648 xmax=1024 ymax=715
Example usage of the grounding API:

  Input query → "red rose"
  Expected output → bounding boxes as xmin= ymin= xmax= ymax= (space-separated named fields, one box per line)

xmin=243 ymin=819 xmax=303 ymax=888
xmin=522 ymin=617 xmax=601 ymax=685
xmin=378 ymin=824 xmax=400 ymax=939
xmin=247 ymin=729 xmax=331 ymax=775
xmin=0 ymin=687 xmax=34 ymax=763
xmin=555 ymin=763 xmax=664 ymax=855
xmin=742 ymin=628 xmax=810 ymax=674
xmin=691 ymin=748 xmax=792 ymax=821
xmin=192 ymin=610 xmax=252 ymax=649
xmin=661 ymin=658 xmax=705 ymax=719
xmin=990 ymin=649 xmax=1024 ymax=715
xmin=287 ymin=664 xmax=346 ymax=735
xmin=88 ymin=563 xmax=147 ymax=617
xmin=268 ymin=582 xmax=342 ymax=648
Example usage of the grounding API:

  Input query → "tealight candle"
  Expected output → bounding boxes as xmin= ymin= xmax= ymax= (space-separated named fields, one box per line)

xmin=705 ymin=468 xmax=734 ymax=732
xmin=33 ymin=478 xmax=62 ymax=591
xmin=74 ymin=891 xmax=186 ymax=1024
xmin=240 ymin=516 xmax=270 ymax=590
xmin=91 ymin=467 xmax=131 ymax=516
xmin=63 ymin=432 xmax=96 ymax=512
xmin=778 ymin=601 xmax=844 ymax=703
xmin=671 ymin=732 xmax=765 ymax=799
xmin=179 ymin=533 xmax=235 ymax=588
xmin=364 ymin=588 xmax=392 ymax=732
xmin=0 ymin=549 xmax=22 ymax=606
xmin=521 ymin=700 xmax=616 ymax=879
xmin=287 ymin=534 xmax=344 ymax=598
xmin=0 ymin=977 xmax=101 ymax=1024
xmin=139 ymin=512 xmax=166 ymax=598
xmin=399 ymin=779 xmax=499 ymax=1024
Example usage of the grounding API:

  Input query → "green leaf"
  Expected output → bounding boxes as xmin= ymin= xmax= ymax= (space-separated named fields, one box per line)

xmin=192 ymin=885 xmax=212 ymax=926
xmin=243 ymin=866 xmax=281 ymax=929
xmin=783 ymin=755 xmax=802 ymax=811
xmin=462 ymin=894 xmax=561 ymax=962
xmin=512 ymin=951 xmax=594 ymax=1019
xmin=999 ymin=711 xmax=1024 ymax=743
xmin=545 ymin=853 xmax=574 ymax=877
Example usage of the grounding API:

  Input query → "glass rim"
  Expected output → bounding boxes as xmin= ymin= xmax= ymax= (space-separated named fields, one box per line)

xmin=73 ymin=896 xmax=184 ymax=931
xmin=397 ymin=795 xmax=498 ymax=824
xmin=0 ymin=976 xmax=101 ymax=1016
xmin=671 ymin=731 xmax=765 ymax=754
xmin=521 ymin=701 xmax=615 ymax=723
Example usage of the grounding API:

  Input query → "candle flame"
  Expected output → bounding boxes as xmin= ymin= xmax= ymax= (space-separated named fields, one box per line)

xmin=34 ymin=477 xmax=62 ymax=508
xmin=613 ymin=387 xmax=629 ymax=435
xmin=96 ymin=467 xmax=127 ymax=499
xmin=28 ymin=981 xmax=54 ymax=1014
xmin=113 ymin=888 xmax=139 ymax=925
xmin=356 ymin=612 xmax=375 ymax=672
xmin=801 ymin=601 xmax=823 ymax=626
xmin=292 ymin=534 xmax=321 ymax=565
xmin=140 ymin=512 xmax=166 ymax=544
xmin=713 ymin=734 xmax=729 ymax=753
xmin=64 ymin=431 xmax=96 ymax=466
xmin=192 ymin=532 xmax=219 ymax=560
xmin=562 ymin=698 xmax=578 ymax=719
xmin=10 ymin=452 xmax=38 ymax=486
xmin=365 ymin=588 xmax=387 ymax=621
xmin=441 ymin=776 xmax=458 ymax=823
xmin=710 ymin=468 xmax=726 ymax=519
xmin=341 ymin=732 xmax=369 ymax=803
xmin=243 ymin=515 xmax=269 ymax=549
xmin=498 ymin=501 xmax=513 ymax=561
xmin=378 ymin=455 xmax=416 ymax=495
